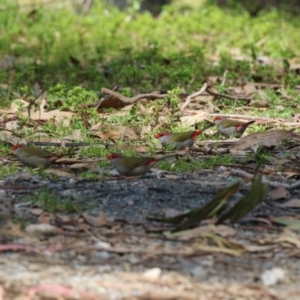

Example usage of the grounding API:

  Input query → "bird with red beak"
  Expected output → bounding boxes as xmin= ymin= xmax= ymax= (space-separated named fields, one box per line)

xmin=107 ymin=153 xmax=175 ymax=176
xmin=12 ymin=144 xmax=63 ymax=168
xmin=214 ymin=116 xmax=255 ymax=138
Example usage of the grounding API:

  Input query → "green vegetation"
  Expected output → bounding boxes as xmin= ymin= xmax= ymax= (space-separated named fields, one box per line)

xmin=0 ymin=0 xmax=299 ymax=179
xmin=25 ymin=187 xmax=85 ymax=212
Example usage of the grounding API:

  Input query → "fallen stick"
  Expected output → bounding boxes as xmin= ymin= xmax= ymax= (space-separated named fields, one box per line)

xmin=206 ymin=87 xmax=253 ymax=101
xmin=180 ymin=82 xmax=207 ymax=110
xmin=100 ymin=88 xmax=168 ymax=105
xmin=230 ymin=169 xmax=300 ymax=190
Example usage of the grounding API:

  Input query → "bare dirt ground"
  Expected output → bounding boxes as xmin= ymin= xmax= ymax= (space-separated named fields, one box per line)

xmin=1 ymin=157 xmax=300 ymax=300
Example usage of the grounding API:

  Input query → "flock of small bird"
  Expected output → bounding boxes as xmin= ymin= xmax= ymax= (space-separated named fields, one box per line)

xmin=12 ymin=116 xmax=255 ymax=176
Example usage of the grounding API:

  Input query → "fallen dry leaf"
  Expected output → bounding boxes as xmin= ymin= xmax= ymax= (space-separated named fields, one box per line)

xmin=281 ymin=199 xmax=300 ymax=208
xmin=169 ymin=225 xmax=237 ymax=241
xmin=249 ymin=100 xmax=270 ymax=108
xmin=5 ymin=120 xmax=19 ymax=130
xmin=62 ymin=129 xmax=85 ymax=142
xmin=25 ymin=224 xmax=57 ymax=235
xmin=0 ymin=130 xmax=26 ymax=145
xmin=269 ymin=186 xmax=290 ymax=201
xmin=274 ymin=235 xmax=300 ymax=248
xmin=231 ymin=130 xmax=300 ymax=153
xmin=244 ymin=244 xmax=275 ymax=252
xmin=25 ymin=109 xmax=74 ymax=126
xmin=45 ymin=169 xmax=75 ymax=177
xmin=29 ymin=208 xmax=44 ymax=216
xmin=0 ymin=220 xmax=27 ymax=237
xmin=180 ymin=111 xmax=207 ymax=125
xmin=91 ymin=125 xmax=138 ymax=141
xmin=281 ymin=167 xmax=300 ymax=178
xmin=81 ymin=213 xmax=111 ymax=227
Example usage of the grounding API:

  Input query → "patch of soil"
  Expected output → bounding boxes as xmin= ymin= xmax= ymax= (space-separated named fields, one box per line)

xmin=1 ymin=168 xmax=300 ymax=299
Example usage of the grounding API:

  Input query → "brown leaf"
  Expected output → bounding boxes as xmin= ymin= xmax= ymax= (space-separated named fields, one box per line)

xmin=45 ymin=169 xmax=75 ymax=177
xmin=81 ymin=213 xmax=109 ymax=227
xmin=0 ymin=130 xmax=26 ymax=145
xmin=244 ymin=245 xmax=275 ymax=252
xmin=26 ymin=223 xmax=57 ymax=235
xmin=30 ymin=208 xmax=44 ymax=216
xmin=281 ymin=199 xmax=300 ymax=208
xmin=96 ymin=95 xmax=128 ymax=110
xmin=92 ymin=125 xmax=138 ymax=141
xmin=242 ymin=82 xmax=257 ymax=94
xmin=0 ymin=220 xmax=26 ymax=237
xmin=231 ymin=130 xmax=300 ymax=153
xmin=25 ymin=110 xmax=74 ymax=126
xmin=170 ymin=225 xmax=236 ymax=241
xmin=69 ymin=162 xmax=95 ymax=170
xmin=274 ymin=235 xmax=300 ymax=248
xmin=281 ymin=167 xmax=300 ymax=178
xmin=249 ymin=100 xmax=270 ymax=108
xmin=269 ymin=186 xmax=290 ymax=201
xmin=180 ymin=111 xmax=207 ymax=125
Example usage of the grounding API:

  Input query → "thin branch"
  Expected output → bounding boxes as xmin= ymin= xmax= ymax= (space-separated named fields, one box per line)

xmin=206 ymin=87 xmax=253 ymax=101
xmin=100 ymin=88 xmax=168 ymax=106
xmin=27 ymin=89 xmax=46 ymax=119
xmin=230 ymin=169 xmax=300 ymax=190
xmin=254 ymin=83 xmax=300 ymax=89
xmin=180 ymin=82 xmax=207 ymax=111
xmin=207 ymin=113 xmax=300 ymax=126
xmin=207 ymin=114 xmax=270 ymax=122
xmin=29 ymin=142 xmax=96 ymax=147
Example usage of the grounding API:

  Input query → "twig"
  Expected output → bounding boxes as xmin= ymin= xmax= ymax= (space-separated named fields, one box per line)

xmin=29 ymin=142 xmax=101 ymax=147
xmin=27 ymin=89 xmax=46 ymax=119
xmin=230 ymin=169 xmax=300 ymax=190
xmin=254 ymin=83 xmax=300 ymax=89
xmin=180 ymin=82 xmax=207 ymax=111
xmin=207 ymin=113 xmax=300 ymax=126
xmin=206 ymin=87 xmax=253 ymax=101
xmin=99 ymin=88 xmax=167 ymax=106
xmin=207 ymin=114 xmax=270 ymax=122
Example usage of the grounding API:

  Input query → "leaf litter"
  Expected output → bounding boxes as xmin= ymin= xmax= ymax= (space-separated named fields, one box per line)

xmin=1 ymin=81 xmax=300 ymax=299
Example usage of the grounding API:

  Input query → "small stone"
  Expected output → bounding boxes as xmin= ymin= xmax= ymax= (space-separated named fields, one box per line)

xmin=261 ymin=267 xmax=286 ymax=286
xmin=190 ymin=266 xmax=207 ymax=278
xmin=94 ymin=251 xmax=110 ymax=259
xmin=142 ymin=267 xmax=161 ymax=281
xmin=95 ymin=241 xmax=111 ymax=250
xmin=218 ymin=166 xmax=227 ymax=172
xmin=26 ymin=223 xmax=57 ymax=235
xmin=0 ymin=189 xmax=6 ymax=198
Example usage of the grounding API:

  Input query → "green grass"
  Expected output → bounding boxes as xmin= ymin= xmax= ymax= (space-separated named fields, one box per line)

xmin=25 ymin=187 xmax=86 ymax=213
xmin=1 ymin=2 xmax=300 ymax=90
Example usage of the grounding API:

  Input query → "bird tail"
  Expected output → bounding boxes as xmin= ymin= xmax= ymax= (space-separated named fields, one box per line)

xmin=245 ymin=120 xmax=255 ymax=125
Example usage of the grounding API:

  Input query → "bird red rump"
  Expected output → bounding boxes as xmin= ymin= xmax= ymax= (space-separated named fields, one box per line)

xmin=191 ymin=129 xmax=202 ymax=140
xmin=12 ymin=144 xmax=25 ymax=151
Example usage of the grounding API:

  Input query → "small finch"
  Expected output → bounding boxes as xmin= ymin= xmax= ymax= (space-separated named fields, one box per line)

xmin=155 ymin=124 xmax=212 ymax=149
xmin=107 ymin=153 xmax=174 ymax=176
xmin=214 ymin=116 xmax=255 ymax=138
xmin=12 ymin=144 xmax=63 ymax=168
